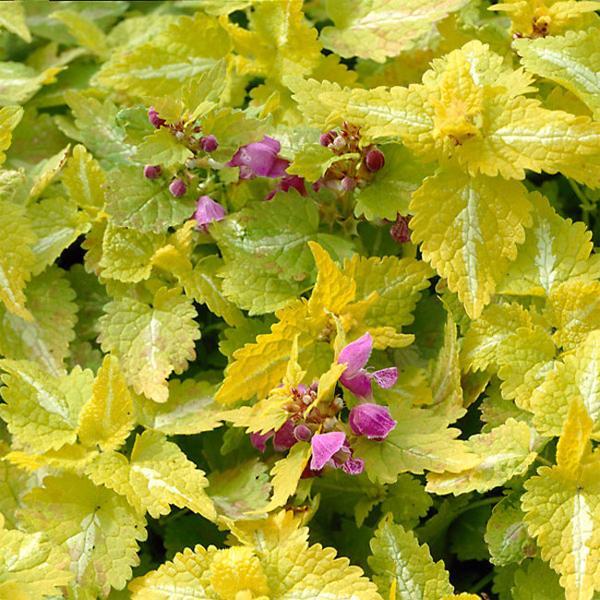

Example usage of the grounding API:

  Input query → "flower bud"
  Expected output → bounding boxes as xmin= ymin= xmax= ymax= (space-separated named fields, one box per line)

xmin=331 ymin=135 xmax=346 ymax=151
xmin=200 ymin=134 xmax=218 ymax=152
xmin=349 ymin=403 xmax=396 ymax=440
xmin=365 ymin=148 xmax=385 ymax=172
xmin=293 ymin=424 xmax=312 ymax=442
xmin=169 ymin=178 xmax=187 ymax=198
xmin=143 ymin=165 xmax=161 ymax=179
xmin=148 ymin=106 xmax=165 ymax=129
xmin=319 ymin=130 xmax=336 ymax=147
xmin=390 ymin=214 xmax=411 ymax=244
xmin=341 ymin=176 xmax=356 ymax=192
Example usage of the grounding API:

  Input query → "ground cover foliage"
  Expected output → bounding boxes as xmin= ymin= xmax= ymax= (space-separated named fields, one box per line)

xmin=0 ymin=0 xmax=600 ymax=598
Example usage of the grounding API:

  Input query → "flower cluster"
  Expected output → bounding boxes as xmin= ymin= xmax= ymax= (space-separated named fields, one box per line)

xmin=314 ymin=122 xmax=386 ymax=194
xmin=144 ymin=106 xmax=227 ymax=231
xmin=250 ymin=332 xmax=397 ymax=477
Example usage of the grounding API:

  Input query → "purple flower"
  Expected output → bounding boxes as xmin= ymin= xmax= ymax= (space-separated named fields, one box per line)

xmin=227 ymin=136 xmax=289 ymax=179
xmin=338 ymin=333 xmax=398 ymax=398
xmin=265 ymin=174 xmax=308 ymax=201
xmin=143 ymin=165 xmax=161 ymax=179
xmin=349 ymin=403 xmax=397 ymax=440
xmin=169 ymin=178 xmax=187 ymax=197
xmin=310 ymin=431 xmax=346 ymax=471
xmin=365 ymin=148 xmax=385 ymax=172
xmin=200 ymin=135 xmax=218 ymax=153
xmin=272 ymin=420 xmax=296 ymax=452
xmin=293 ymin=423 xmax=312 ymax=442
xmin=250 ymin=431 xmax=272 ymax=453
xmin=194 ymin=195 xmax=226 ymax=231
xmin=148 ymin=106 xmax=166 ymax=129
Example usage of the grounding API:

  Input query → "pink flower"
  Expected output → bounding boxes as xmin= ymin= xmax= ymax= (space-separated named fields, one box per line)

xmin=194 ymin=195 xmax=226 ymax=231
xmin=349 ymin=403 xmax=396 ymax=440
xmin=169 ymin=178 xmax=187 ymax=197
xmin=250 ymin=431 xmax=272 ymax=453
xmin=200 ymin=135 xmax=218 ymax=152
xmin=272 ymin=420 xmax=296 ymax=452
xmin=341 ymin=456 xmax=365 ymax=475
xmin=310 ymin=431 xmax=346 ymax=471
xmin=338 ymin=333 xmax=398 ymax=398
xmin=227 ymin=136 xmax=289 ymax=179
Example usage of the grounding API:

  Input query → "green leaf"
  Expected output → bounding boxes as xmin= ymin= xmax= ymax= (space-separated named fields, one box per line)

xmin=485 ymin=493 xmax=536 ymax=567
xmin=0 ymin=105 xmax=24 ymax=165
xmin=105 ymin=166 xmax=195 ymax=233
xmin=61 ymin=143 xmax=106 ymax=216
xmin=0 ymin=62 xmax=62 ymax=106
xmin=135 ymin=128 xmax=193 ymax=168
xmin=368 ymin=515 xmax=454 ymax=599
xmin=0 ymin=0 xmax=31 ymax=42
xmin=511 ymin=559 xmax=564 ymax=600
xmin=354 ymin=144 xmax=433 ymax=221
xmin=98 ymin=287 xmax=200 ymax=403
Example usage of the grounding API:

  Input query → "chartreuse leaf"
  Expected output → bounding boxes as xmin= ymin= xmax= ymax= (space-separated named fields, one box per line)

xmin=343 ymin=253 xmax=432 ymax=331
xmin=0 ymin=199 xmax=36 ymax=320
xmin=426 ymin=419 xmax=539 ymax=495
xmin=56 ymin=91 xmax=134 ymax=166
xmin=51 ymin=10 xmax=109 ymax=58
xmin=105 ymin=166 xmax=195 ymax=234
xmin=21 ymin=473 xmax=147 ymax=598
xmin=98 ymin=287 xmax=200 ymax=403
xmin=461 ymin=302 xmax=536 ymax=372
xmin=260 ymin=442 xmax=311 ymax=513
xmin=0 ymin=106 xmax=23 ymax=165
xmin=515 ymin=27 xmax=600 ymax=119
xmin=27 ymin=144 xmax=70 ymax=200
xmin=490 ymin=0 xmax=600 ymax=38
xmin=135 ymin=378 xmax=230 ymax=435
xmin=546 ymin=279 xmax=600 ymax=350
xmin=530 ymin=330 xmax=600 ymax=438
xmin=354 ymin=401 xmax=478 ymax=484
xmin=0 ymin=266 xmax=77 ymax=374
xmin=0 ymin=360 xmax=93 ymax=453
xmin=129 ymin=510 xmax=381 ymax=599
xmin=498 ymin=193 xmax=600 ymax=296
xmin=354 ymin=144 xmax=433 ymax=220
xmin=320 ymin=0 xmax=468 ymax=62
xmin=61 ymin=144 xmax=106 ymax=217
xmin=0 ymin=62 xmax=62 ymax=106
xmin=99 ymin=224 xmax=166 ymax=283
xmin=181 ymin=255 xmax=245 ymax=327
xmin=94 ymin=12 xmax=232 ymax=98
xmin=0 ymin=0 xmax=31 ymax=42
xmin=135 ymin=127 xmax=193 ymax=168
xmin=29 ymin=196 xmax=90 ymax=275
xmin=86 ymin=430 xmax=216 ymax=521
xmin=77 ymin=355 xmax=134 ymax=452
xmin=522 ymin=399 xmax=600 ymax=600
xmin=410 ymin=169 xmax=532 ymax=319
xmin=368 ymin=514 xmax=454 ymax=599
xmin=0 ymin=523 xmax=72 ymax=598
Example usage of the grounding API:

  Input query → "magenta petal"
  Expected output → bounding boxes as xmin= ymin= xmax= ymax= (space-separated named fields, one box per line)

xmin=273 ymin=420 xmax=296 ymax=452
xmin=337 ymin=333 xmax=373 ymax=377
xmin=341 ymin=457 xmax=365 ymax=475
xmin=340 ymin=370 xmax=373 ymax=399
xmin=250 ymin=431 xmax=273 ymax=453
xmin=261 ymin=135 xmax=281 ymax=153
xmin=194 ymin=195 xmax=226 ymax=230
xmin=349 ymin=403 xmax=397 ymax=440
xmin=266 ymin=157 xmax=290 ymax=178
xmin=372 ymin=367 xmax=398 ymax=389
xmin=310 ymin=431 xmax=346 ymax=471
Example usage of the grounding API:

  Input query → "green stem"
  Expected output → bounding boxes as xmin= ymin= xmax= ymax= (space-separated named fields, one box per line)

xmin=455 ymin=496 xmax=502 ymax=518
xmin=568 ymin=179 xmax=593 ymax=225
xmin=470 ymin=571 xmax=494 ymax=594
xmin=535 ymin=455 xmax=553 ymax=467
